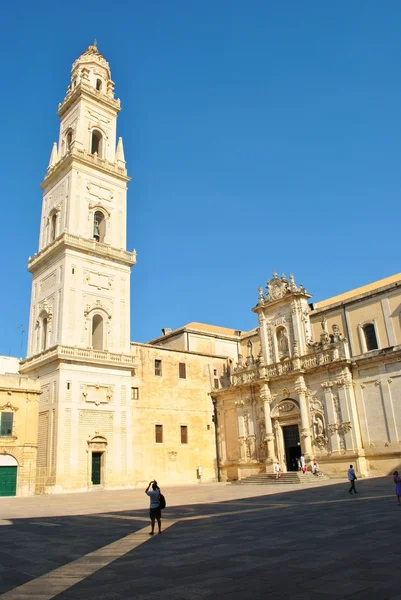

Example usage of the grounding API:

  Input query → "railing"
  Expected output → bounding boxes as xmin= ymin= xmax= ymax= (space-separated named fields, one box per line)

xmin=20 ymin=345 xmax=139 ymax=371
xmin=28 ymin=233 xmax=136 ymax=269
xmin=230 ymin=342 xmax=348 ymax=387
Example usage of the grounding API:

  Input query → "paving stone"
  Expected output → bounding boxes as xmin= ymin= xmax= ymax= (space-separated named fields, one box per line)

xmin=0 ymin=477 xmax=399 ymax=599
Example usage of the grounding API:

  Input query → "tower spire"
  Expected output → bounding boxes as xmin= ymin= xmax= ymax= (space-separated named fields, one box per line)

xmin=115 ymin=137 xmax=126 ymax=166
xmin=47 ymin=142 xmax=58 ymax=170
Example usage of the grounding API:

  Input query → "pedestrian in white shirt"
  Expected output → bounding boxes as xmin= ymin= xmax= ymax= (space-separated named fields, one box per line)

xmin=348 ymin=465 xmax=358 ymax=495
xmin=274 ymin=462 xmax=281 ymax=480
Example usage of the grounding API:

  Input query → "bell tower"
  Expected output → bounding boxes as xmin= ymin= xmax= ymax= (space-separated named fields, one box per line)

xmin=21 ymin=44 xmax=137 ymax=493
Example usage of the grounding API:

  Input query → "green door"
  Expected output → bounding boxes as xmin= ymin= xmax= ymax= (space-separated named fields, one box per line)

xmin=91 ymin=452 xmax=102 ymax=485
xmin=0 ymin=466 xmax=17 ymax=496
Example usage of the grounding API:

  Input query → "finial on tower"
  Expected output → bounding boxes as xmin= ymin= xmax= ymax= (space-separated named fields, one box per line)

xmin=93 ymin=39 xmax=98 ymax=48
xmin=47 ymin=142 xmax=58 ymax=170
xmin=115 ymin=137 xmax=126 ymax=166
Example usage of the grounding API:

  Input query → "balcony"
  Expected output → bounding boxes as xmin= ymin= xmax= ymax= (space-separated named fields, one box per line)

xmin=20 ymin=345 xmax=139 ymax=372
xmin=231 ymin=340 xmax=349 ymax=387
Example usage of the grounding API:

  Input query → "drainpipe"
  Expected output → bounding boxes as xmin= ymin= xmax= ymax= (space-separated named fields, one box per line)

xmin=212 ymin=397 xmax=221 ymax=482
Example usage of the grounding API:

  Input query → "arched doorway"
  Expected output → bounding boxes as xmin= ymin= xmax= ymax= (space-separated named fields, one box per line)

xmin=0 ymin=454 xmax=18 ymax=496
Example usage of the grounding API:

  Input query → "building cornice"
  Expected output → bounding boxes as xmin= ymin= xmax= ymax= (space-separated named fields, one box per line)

xmin=311 ymin=281 xmax=401 ymax=315
xmin=28 ymin=233 xmax=136 ymax=272
xmin=20 ymin=345 xmax=139 ymax=373
xmin=42 ymin=147 xmax=129 ymax=189
xmin=57 ymin=82 xmax=121 ymax=118
xmin=132 ymin=341 xmax=230 ymax=360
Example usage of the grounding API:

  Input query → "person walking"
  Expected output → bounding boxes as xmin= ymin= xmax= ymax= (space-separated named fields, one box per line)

xmin=274 ymin=462 xmax=281 ymax=480
xmin=145 ymin=480 xmax=162 ymax=535
xmin=393 ymin=471 xmax=401 ymax=505
xmin=348 ymin=465 xmax=358 ymax=494
xmin=300 ymin=454 xmax=306 ymax=474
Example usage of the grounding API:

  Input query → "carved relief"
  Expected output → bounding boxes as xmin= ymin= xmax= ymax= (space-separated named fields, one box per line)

xmin=84 ymin=270 xmax=113 ymax=291
xmin=81 ymin=384 xmax=113 ymax=405
xmin=86 ymin=181 xmax=114 ymax=202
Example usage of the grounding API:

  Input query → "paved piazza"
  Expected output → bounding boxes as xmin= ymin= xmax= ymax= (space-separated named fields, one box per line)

xmin=0 ymin=477 xmax=400 ymax=599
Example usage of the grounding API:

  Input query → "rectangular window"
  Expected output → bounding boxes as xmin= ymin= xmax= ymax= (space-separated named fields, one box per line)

xmin=180 ymin=425 xmax=188 ymax=444
xmin=155 ymin=424 xmax=163 ymax=443
xmin=154 ymin=359 xmax=162 ymax=377
xmin=0 ymin=412 xmax=13 ymax=436
xmin=179 ymin=362 xmax=186 ymax=379
xmin=214 ymin=378 xmax=219 ymax=389
xmin=131 ymin=387 xmax=139 ymax=400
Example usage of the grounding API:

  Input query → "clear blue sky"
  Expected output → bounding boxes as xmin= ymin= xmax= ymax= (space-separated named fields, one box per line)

xmin=1 ymin=1 xmax=400 ymax=357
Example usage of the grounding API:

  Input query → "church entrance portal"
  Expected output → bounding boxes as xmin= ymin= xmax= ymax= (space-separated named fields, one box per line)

xmin=282 ymin=425 xmax=300 ymax=471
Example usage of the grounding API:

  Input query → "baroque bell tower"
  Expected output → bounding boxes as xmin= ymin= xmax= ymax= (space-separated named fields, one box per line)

xmin=21 ymin=44 xmax=137 ymax=493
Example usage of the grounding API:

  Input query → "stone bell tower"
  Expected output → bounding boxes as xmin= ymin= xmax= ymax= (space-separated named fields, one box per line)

xmin=21 ymin=43 xmax=137 ymax=493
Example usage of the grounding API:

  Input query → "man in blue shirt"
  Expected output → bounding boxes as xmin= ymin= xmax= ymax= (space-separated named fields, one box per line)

xmin=348 ymin=465 xmax=358 ymax=495
xmin=145 ymin=480 xmax=162 ymax=535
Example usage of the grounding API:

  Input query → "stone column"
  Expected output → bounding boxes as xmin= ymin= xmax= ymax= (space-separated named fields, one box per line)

xmin=235 ymin=400 xmax=247 ymax=462
xmin=295 ymin=375 xmax=312 ymax=461
xmin=260 ymin=382 xmax=276 ymax=468
xmin=258 ymin=312 xmax=271 ymax=365
xmin=321 ymin=381 xmax=341 ymax=454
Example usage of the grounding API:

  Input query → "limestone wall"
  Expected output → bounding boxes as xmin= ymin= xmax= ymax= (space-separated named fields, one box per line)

xmin=131 ymin=344 xmax=229 ymax=486
xmin=0 ymin=374 xmax=40 ymax=496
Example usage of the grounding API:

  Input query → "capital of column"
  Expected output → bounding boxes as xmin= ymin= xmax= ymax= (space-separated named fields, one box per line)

xmin=321 ymin=381 xmax=334 ymax=390
xmin=294 ymin=375 xmax=307 ymax=395
xmin=336 ymin=377 xmax=352 ymax=389
xmin=259 ymin=382 xmax=272 ymax=404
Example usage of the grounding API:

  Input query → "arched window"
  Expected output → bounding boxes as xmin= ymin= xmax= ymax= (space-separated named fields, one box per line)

xmin=66 ymin=130 xmax=73 ymax=152
xmin=92 ymin=315 xmax=104 ymax=350
xmin=96 ymin=78 xmax=102 ymax=91
xmin=93 ymin=211 xmax=106 ymax=242
xmin=42 ymin=317 xmax=48 ymax=352
xmin=50 ymin=213 xmax=57 ymax=242
xmin=90 ymin=130 xmax=103 ymax=156
xmin=363 ymin=323 xmax=378 ymax=351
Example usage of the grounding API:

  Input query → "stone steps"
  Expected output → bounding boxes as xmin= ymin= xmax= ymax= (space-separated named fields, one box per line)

xmin=234 ymin=472 xmax=329 ymax=485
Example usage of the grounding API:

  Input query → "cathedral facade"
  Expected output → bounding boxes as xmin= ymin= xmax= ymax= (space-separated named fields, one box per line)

xmin=14 ymin=45 xmax=401 ymax=495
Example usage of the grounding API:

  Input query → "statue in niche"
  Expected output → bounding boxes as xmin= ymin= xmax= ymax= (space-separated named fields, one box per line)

xmin=277 ymin=329 xmax=289 ymax=358
xmin=313 ymin=414 xmax=325 ymax=437
xmin=93 ymin=218 xmax=100 ymax=241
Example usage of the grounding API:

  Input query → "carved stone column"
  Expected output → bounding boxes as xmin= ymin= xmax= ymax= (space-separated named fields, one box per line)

xmin=336 ymin=371 xmax=359 ymax=451
xmin=235 ymin=400 xmax=247 ymax=462
xmin=321 ymin=381 xmax=341 ymax=454
xmin=258 ymin=312 xmax=271 ymax=365
xmin=295 ymin=375 xmax=312 ymax=460
xmin=260 ymin=383 xmax=276 ymax=467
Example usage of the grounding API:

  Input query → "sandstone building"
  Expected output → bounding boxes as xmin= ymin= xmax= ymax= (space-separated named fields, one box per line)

xmin=0 ymin=372 xmax=41 ymax=496
xmin=15 ymin=44 xmax=401 ymax=494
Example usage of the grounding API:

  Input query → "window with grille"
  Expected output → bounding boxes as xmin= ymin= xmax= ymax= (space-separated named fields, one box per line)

xmin=179 ymin=363 xmax=186 ymax=379
xmin=213 ymin=368 xmax=219 ymax=389
xmin=131 ymin=387 xmax=139 ymax=400
xmin=363 ymin=324 xmax=378 ymax=351
xmin=180 ymin=425 xmax=188 ymax=444
xmin=154 ymin=360 xmax=162 ymax=376
xmin=0 ymin=412 xmax=13 ymax=436
xmin=155 ymin=424 xmax=163 ymax=443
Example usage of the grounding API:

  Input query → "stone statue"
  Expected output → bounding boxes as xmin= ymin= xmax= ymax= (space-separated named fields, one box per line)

xmin=277 ymin=329 xmax=289 ymax=358
xmin=313 ymin=414 xmax=325 ymax=437
xmin=93 ymin=218 xmax=100 ymax=240
xmin=321 ymin=316 xmax=328 ymax=333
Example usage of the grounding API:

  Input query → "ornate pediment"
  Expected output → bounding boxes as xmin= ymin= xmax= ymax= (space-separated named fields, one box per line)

xmin=257 ymin=273 xmax=310 ymax=306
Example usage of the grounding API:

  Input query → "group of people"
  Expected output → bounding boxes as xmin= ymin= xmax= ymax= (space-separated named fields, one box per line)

xmin=274 ymin=455 xmax=320 ymax=479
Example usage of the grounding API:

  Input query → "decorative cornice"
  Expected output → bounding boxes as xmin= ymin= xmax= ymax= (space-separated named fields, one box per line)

xmin=28 ymin=232 xmax=136 ymax=272
xmin=57 ymin=82 xmax=120 ymax=118
xmin=20 ymin=344 xmax=138 ymax=372
xmin=42 ymin=146 xmax=129 ymax=188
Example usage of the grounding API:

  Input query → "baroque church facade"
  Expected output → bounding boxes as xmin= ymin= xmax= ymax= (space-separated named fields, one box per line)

xmin=14 ymin=45 xmax=401 ymax=494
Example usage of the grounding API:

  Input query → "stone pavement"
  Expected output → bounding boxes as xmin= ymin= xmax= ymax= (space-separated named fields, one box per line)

xmin=0 ymin=477 xmax=400 ymax=599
